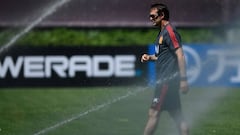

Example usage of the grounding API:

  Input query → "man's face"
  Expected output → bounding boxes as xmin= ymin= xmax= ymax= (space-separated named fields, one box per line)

xmin=149 ymin=8 xmax=162 ymax=26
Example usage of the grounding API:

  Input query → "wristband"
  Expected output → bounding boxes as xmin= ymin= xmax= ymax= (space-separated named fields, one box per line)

xmin=180 ymin=76 xmax=187 ymax=81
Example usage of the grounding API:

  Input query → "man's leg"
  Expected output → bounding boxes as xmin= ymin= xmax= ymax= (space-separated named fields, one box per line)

xmin=144 ymin=108 xmax=160 ymax=135
xmin=179 ymin=121 xmax=189 ymax=135
xmin=169 ymin=109 xmax=189 ymax=135
xmin=144 ymin=84 xmax=168 ymax=135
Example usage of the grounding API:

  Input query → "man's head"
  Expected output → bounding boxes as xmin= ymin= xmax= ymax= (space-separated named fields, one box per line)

xmin=149 ymin=3 xmax=169 ymax=26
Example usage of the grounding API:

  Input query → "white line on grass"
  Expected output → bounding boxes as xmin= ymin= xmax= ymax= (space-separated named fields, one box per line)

xmin=33 ymin=87 xmax=147 ymax=135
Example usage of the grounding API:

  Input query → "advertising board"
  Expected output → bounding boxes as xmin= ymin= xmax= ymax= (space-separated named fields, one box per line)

xmin=148 ymin=44 xmax=240 ymax=87
xmin=1 ymin=45 xmax=240 ymax=87
xmin=183 ymin=44 xmax=240 ymax=86
xmin=0 ymin=46 xmax=147 ymax=87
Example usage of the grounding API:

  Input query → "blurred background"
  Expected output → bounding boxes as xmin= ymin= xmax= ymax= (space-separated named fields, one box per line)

xmin=0 ymin=0 xmax=240 ymax=135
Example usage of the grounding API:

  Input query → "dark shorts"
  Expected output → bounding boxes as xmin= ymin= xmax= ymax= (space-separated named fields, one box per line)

xmin=151 ymin=77 xmax=182 ymax=112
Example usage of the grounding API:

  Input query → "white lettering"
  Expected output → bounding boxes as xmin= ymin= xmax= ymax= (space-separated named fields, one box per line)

xmin=0 ymin=56 xmax=23 ymax=78
xmin=69 ymin=56 xmax=92 ymax=77
xmin=24 ymin=56 xmax=44 ymax=78
xmin=208 ymin=50 xmax=240 ymax=83
xmin=93 ymin=55 xmax=114 ymax=77
xmin=45 ymin=56 xmax=68 ymax=78
xmin=0 ymin=55 xmax=136 ymax=78
xmin=115 ymin=55 xmax=135 ymax=77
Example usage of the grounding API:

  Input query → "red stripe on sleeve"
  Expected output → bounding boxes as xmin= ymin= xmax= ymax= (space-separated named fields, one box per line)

xmin=166 ymin=25 xmax=180 ymax=49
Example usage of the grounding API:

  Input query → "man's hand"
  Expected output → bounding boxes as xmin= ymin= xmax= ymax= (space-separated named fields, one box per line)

xmin=141 ymin=54 xmax=150 ymax=62
xmin=180 ymin=80 xmax=189 ymax=94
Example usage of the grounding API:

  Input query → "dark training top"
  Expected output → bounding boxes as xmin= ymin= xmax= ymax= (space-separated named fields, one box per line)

xmin=154 ymin=23 xmax=182 ymax=82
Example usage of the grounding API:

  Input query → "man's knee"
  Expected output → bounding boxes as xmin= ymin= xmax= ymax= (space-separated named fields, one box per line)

xmin=148 ymin=108 xmax=160 ymax=118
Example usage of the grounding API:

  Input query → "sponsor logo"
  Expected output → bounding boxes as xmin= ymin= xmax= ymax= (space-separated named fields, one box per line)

xmin=183 ymin=45 xmax=240 ymax=84
xmin=0 ymin=55 xmax=136 ymax=78
xmin=207 ymin=50 xmax=240 ymax=83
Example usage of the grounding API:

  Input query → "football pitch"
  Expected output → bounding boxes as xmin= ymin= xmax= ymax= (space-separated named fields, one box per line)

xmin=0 ymin=86 xmax=240 ymax=135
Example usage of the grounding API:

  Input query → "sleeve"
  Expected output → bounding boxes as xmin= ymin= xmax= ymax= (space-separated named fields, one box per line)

xmin=165 ymin=25 xmax=182 ymax=51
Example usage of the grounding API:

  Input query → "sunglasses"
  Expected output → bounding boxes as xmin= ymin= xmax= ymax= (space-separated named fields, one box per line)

xmin=149 ymin=14 xmax=159 ymax=19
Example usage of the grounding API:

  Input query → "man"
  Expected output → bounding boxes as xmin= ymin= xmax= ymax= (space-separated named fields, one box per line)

xmin=141 ymin=3 xmax=189 ymax=135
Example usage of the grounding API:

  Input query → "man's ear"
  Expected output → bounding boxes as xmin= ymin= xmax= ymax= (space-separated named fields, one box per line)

xmin=161 ymin=12 xmax=165 ymax=19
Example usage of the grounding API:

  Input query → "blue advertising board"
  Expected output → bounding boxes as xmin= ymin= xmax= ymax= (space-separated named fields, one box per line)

xmin=1 ymin=45 xmax=240 ymax=87
xmin=148 ymin=44 xmax=240 ymax=87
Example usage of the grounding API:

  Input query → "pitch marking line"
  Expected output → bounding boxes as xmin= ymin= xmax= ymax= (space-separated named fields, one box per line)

xmin=33 ymin=87 xmax=147 ymax=135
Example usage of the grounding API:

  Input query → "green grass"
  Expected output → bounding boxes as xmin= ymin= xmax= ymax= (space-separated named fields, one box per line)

xmin=0 ymin=87 xmax=132 ymax=135
xmin=0 ymin=28 xmax=225 ymax=47
xmin=190 ymin=88 xmax=240 ymax=135
xmin=0 ymin=87 xmax=240 ymax=135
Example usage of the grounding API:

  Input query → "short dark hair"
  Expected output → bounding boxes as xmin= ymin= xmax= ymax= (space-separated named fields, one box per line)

xmin=150 ymin=3 xmax=169 ymax=21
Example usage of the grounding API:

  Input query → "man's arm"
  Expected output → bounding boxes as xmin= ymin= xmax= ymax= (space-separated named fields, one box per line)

xmin=141 ymin=54 xmax=158 ymax=62
xmin=175 ymin=47 xmax=189 ymax=94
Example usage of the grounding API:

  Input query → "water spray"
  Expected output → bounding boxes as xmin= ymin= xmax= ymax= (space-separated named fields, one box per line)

xmin=0 ymin=0 xmax=72 ymax=54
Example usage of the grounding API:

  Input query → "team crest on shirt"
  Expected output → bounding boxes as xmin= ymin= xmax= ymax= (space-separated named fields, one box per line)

xmin=153 ymin=98 xmax=159 ymax=103
xmin=159 ymin=36 xmax=163 ymax=44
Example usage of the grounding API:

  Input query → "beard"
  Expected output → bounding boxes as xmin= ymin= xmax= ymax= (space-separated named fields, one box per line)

xmin=152 ymin=19 xmax=161 ymax=26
